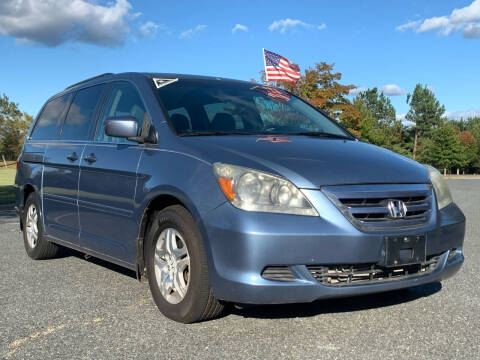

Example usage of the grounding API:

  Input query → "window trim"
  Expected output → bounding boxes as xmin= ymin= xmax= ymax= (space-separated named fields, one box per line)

xmin=28 ymin=93 xmax=73 ymax=141
xmin=147 ymin=76 xmax=180 ymax=136
xmin=59 ymin=82 xmax=108 ymax=141
xmin=92 ymin=79 xmax=152 ymax=145
xmin=28 ymin=77 xmax=156 ymax=144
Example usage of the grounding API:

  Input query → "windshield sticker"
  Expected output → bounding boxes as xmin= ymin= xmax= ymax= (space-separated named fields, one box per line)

xmin=153 ymin=78 xmax=178 ymax=89
xmin=251 ymin=85 xmax=291 ymax=103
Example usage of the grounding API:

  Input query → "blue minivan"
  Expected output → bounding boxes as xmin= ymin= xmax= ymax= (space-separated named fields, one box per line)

xmin=15 ymin=72 xmax=465 ymax=323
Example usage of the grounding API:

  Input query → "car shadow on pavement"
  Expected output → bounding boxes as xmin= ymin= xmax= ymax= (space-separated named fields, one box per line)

xmin=58 ymin=246 xmax=138 ymax=280
xmin=230 ymin=282 xmax=442 ymax=319
xmin=52 ymin=245 xmax=443 ymax=320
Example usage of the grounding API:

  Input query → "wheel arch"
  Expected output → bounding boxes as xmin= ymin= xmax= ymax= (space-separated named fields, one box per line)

xmin=23 ymin=184 xmax=36 ymax=203
xmin=135 ymin=186 xmax=206 ymax=282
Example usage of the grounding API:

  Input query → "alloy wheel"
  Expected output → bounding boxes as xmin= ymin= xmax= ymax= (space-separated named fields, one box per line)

xmin=154 ymin=228 xmax=190 ymax=304
xmin=25 ymin=204 xmax=39 ymax=248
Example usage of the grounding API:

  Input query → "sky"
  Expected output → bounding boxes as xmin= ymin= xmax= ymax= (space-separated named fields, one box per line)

xmin=0 ymin=0 xmax=479 ymax=120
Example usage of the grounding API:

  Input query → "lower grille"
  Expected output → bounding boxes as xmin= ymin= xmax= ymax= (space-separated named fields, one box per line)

xmin=261 ymin=266 xmax=296 ymax=282
xmin=307 ymin=255 xmax=441 ymax=286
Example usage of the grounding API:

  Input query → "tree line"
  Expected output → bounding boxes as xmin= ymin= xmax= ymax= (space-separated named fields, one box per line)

xmin=274 ymin=62 xmax=480 ymax=175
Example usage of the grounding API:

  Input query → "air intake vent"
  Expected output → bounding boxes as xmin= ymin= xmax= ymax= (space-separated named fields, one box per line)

xmin=322 ymin=184 xmax=433 ymax=230
xmin=261 ymin=266 xmax=296 ymax=282
xmin=307 ymin=254 xmax=441 ymax=287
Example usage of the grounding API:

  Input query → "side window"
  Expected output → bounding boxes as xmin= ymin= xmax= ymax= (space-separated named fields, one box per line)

xmin=61 ymin=84 xmax=105 ymax=141
xmin=204 ymin=102 xmax=245 ymax=130
xmin=95 ymin=82 xmax=147 ymax=143
xmin=30 ymin=94 xmax=70 ymax=140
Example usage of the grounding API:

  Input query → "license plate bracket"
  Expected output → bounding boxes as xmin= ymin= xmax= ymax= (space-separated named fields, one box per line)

xmin=384 ymin=234 xmax=426 ymax=267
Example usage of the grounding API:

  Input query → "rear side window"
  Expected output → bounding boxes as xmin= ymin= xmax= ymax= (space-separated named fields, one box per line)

xmin=30 ymin=94 xmax=70 ymax=140
xmin=95 ymin=82 xmax=147 ymax=143
xmin=61 ymin=84 xmax=105 ymax=140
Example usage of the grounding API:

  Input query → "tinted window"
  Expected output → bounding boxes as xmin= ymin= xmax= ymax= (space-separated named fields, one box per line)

xmin=168 ymin=107 xmax=191 ymax=132
xmin=30 ymin=94 xmax=70 ymax=140
xmin=61 ymin=84 xmax=105 ymax=140
xmin=157 ymin=80 xmax=350 ymax=138
xmin=204 ymin=102 xmax=245 ymax=130
xmin=95 ymin=82 xmax=147 ymax=143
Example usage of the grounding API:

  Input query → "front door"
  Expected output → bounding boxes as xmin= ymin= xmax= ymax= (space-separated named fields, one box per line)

xmin=78 ymin=81 xmax=147 ymax=264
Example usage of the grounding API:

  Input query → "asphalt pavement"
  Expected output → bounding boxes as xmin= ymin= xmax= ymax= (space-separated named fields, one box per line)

xmin=1 ymin=180 xmax=479 ymax=359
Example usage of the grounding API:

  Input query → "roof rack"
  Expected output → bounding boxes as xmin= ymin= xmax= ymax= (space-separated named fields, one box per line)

xmin=65 ymin=73 xmax=114 ymax=90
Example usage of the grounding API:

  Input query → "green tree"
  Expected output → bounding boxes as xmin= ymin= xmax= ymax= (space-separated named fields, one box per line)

xmin=353 ymin=97 xmax=375 ymax=139
xmin=446 ymin=117 xmax=480 ymax=173
xmin=0 ymin=94 xmax=22 ymax=122
xmin=421 ymin=123 xmax=462 ymax=175
xmin=0 ymin=94 xmax=32 ymax=160
xmin=464 ymin=117 xmax=480 ymax=172
xmin=356 ymin=88 xmax=396 ymax=126
xmin=406 ymin=84 xmax=445 ymax=159
xmin=353 ymin=88 xmax=404 ymax=151
xmin=464 ymin=117 xmax=480 ymax=138
xmin=458 ymin=130 xmax=477 ymax=174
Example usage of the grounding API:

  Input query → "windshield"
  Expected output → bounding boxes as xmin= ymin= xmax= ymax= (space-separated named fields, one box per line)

xmin=156 ymin=79 xmax=352 ymax=138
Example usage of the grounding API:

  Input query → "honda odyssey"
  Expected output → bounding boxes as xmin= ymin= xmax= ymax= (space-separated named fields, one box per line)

xmin=15 ymin=72 xmax=465 ymax=323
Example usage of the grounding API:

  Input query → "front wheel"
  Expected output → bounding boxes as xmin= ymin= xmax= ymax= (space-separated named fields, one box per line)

xmin=145 ymin=205 xmax=224 ymax=323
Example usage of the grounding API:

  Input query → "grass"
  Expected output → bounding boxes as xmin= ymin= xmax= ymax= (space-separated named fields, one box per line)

xmin=0 ymin=167 xmax=17 ymax=205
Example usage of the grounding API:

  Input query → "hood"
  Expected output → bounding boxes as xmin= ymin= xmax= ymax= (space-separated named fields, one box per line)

xmin=180 ymin=135 xmax=430 ymax=188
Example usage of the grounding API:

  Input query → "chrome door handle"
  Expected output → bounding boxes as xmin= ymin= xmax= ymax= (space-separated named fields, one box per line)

xmin=67 ymin=152 xmax=79 ymax=162
xmin=84 ymin=153 xmax=97 ymax=163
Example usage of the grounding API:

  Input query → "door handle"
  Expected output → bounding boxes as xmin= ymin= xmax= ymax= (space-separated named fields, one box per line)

xmin=84 ymin=153 xmax=97 ymax=163
xmin=67 ymin=152 xmax=79 ymax=162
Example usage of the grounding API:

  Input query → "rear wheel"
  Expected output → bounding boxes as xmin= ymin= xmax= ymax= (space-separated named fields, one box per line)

xmin=145 ymin=205 xmax=224 ymax=323
xmin=22 ymin=193 xmax=59 ymax=260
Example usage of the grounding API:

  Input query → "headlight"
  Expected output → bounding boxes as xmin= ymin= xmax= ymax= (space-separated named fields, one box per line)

xmin=425 ymin=165 xmax=453 ymax=209
xmin=213 ymin=163 xmax=319 ymax=216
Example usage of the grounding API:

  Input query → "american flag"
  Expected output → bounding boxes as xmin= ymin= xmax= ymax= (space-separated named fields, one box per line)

xmin=251 ymin=85 xmax=291 ymax=103
xmin=263 ymin=49 xmax=301 ymax=83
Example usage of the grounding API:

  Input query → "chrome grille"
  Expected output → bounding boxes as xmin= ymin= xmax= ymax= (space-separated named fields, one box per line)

xmin=307 ymin=254 xmax=441 ymax=286
xmin=322 ymin=184 xmax=433 ymax=230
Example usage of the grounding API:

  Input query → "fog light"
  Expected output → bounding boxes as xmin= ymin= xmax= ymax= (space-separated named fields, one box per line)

xmin=447 ymin=248 xmax=458 ymax=262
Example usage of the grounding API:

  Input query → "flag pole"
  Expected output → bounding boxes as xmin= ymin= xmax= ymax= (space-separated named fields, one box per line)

xmin=262 ymin=48 xmax=268 ymax=83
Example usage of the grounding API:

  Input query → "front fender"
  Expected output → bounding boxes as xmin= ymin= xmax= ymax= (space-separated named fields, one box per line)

xmin=133 ymin=147 xmax=227 ymax=280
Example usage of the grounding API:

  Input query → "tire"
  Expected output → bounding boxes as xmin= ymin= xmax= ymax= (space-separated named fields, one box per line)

xmin=22 ymin=192 xmax=59 ymax=260
xmin=145 ymin=205 xmax=224 ymax=323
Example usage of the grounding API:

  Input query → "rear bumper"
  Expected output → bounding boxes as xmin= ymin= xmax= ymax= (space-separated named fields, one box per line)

xmin=201 ymin=196 xmax=465 ymax=304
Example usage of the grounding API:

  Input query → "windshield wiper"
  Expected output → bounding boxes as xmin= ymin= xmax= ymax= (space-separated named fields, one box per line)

xmin=292 ymin=132 xmax=354 ymax=140
xmin=179 ymin=131 xmax=354 ymax=139
xmin=178 ymin=131 xmax=257 ymax=137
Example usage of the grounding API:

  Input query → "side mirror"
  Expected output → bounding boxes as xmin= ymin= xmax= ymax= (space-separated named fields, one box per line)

xmin=104 ymin=116 xmax=138 ymax=139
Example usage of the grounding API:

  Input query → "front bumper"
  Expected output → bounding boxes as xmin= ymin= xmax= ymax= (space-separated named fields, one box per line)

xmin=201 ymin=191 xmax=465 ymax=304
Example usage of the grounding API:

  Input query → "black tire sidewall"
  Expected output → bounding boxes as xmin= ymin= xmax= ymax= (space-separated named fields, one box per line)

xmin=145 ymin=206 xmax=208 ymax=323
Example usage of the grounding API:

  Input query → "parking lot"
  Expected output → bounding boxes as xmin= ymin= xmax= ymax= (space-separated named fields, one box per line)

xmin=1 ymin=180 xmax=479 ymax=360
